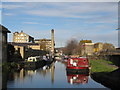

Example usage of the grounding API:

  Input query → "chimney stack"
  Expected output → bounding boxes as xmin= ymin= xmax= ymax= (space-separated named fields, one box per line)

xmin=51 ymin=29 xmax=55 ymax=56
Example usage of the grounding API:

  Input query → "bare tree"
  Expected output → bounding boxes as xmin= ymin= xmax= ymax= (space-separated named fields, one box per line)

xmin=63 ymin=39 xmax=78 ymax=55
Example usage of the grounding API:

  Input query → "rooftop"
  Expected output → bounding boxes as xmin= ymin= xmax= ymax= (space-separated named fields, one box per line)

xmin=0 ymin=24 xmax=11 ymax=33
xmin=13 ymin=31 xmax=34 ymax=38
xmin=84 ymin=43 xmax=94 ymax=45
xmin=9 ymin=42 xmax=40 ymax=46
xmin=35 ymin=39 xmax=51 ymax=41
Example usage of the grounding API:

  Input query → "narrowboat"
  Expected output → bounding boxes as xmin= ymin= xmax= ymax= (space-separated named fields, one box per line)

xmin=24 ymin=56 xmax=46 ymax=69
xmin=66 ymin=57 xmax=90 ymax=74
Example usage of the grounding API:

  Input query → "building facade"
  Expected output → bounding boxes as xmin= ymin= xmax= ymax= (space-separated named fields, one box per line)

xmin=0 ymin=25 xmax=11 ymax=62
xmin=10 ymin=42 xmax=41 ymax=59
xmin=94 ymin=43 xmax=103 ymax=52
xmin=13 ymin=31 xmax=34 ymax=43
xmin=34 ymin=39 xmax=52 ymax=51
xmin=81 ymin=43 xmax=94 ymax=56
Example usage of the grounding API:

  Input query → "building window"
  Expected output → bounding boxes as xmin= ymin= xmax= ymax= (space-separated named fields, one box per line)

xmin=21 ymin=34 xmax=24 ymax=36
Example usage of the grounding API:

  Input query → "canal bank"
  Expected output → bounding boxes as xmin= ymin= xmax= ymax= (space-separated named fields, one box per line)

xmin=89 ymin=58 xmax=119 ymax=89
xmin=89 ymin=59 xmax=118 ymax=73
xmin=91 ymin=68 xmax=120 ymax=89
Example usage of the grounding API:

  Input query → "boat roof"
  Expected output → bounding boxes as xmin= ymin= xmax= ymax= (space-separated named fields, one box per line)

xmin=70 ymin=57 xmax=87 ymax=59
xmin=28 ymin=56 xmax=41 ymax=59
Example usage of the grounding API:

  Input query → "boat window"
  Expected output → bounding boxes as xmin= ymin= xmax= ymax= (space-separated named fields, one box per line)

xmin=29 ymin=58 xmax=32 ymax=61
xmin=73 ymin=60 xmax=78 ymax=63
xmin=33 ymin=58 xmax=35 ymax=62
xmin=83 ymin=60 xmax=86 ymax=62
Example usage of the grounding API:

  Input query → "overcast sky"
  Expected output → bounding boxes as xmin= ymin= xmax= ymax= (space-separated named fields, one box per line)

xmin=1 ymin=2 xmax=118 ymax=47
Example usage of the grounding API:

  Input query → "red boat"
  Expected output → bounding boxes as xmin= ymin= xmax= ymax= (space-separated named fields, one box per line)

xmin=66 ymin=57 xmax=90 ymax=74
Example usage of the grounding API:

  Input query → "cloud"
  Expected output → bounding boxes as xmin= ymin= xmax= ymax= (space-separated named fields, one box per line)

xmin=23 ymin=22 xmax=40 ymax=24
xmin=23 ymin=22 xmax=51 ymax=26
xmin=26 ymin=10 xmax=83 ymax=18
xmin=23 ymin=2 xmax=117 ymax=20
xmin=4 ymin=13 xmax=15 ymax=16
xmin=2 ymin=2 xmax=117 ymax=19
xmin=2 ymin=4 xmax=25 ymax=9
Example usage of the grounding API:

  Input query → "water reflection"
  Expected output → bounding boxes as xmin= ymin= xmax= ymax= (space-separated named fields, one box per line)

xmin=66 ymin=73 xmax=88 ymax=85
xmin=4 ymin=61 xmax=107 ymax=88
xmin=3 ymin=62 xmax=55 ymax=89
xmin=36 ymin=62 xmax=55 ymax=84
xmin=65 ymin=61 xmax=89 ymax=85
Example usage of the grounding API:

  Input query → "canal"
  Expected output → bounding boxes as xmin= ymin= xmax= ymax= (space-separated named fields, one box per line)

xmin=6 ymin=60 xmax=109 ymax=88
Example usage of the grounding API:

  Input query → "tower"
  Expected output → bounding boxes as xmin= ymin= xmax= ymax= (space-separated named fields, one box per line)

xmin=51 ymin=29 xmax=55 ymax=56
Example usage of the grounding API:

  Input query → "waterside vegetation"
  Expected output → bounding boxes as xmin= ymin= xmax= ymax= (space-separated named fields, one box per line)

xmin=89 ymin=59 xmax=118 ymax=73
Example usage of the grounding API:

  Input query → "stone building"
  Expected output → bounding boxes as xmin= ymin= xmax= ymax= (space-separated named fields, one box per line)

xmin=0 ymin=25 xmax=11 ymax=62
xmin=10 ymin=42 xmax=41 ymax=59
xmin=94 ymin=42 xmax=103 ymax=52
xmin=81 ymin=43 xmax=94 ymax=56
xmin=34 ymin=39 xmax=52 ymax=51
xmin=13 ymin=31 xmax=34 ymax=43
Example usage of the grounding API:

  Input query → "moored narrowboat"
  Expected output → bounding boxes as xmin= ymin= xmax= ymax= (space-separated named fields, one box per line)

xmin=66 ymin=57 xmax=90 ymax=74
xmin=24 ymin=56 xmax=46 ymax=69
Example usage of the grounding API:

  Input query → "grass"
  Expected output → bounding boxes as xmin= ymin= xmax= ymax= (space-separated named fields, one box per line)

xmin=0 ymin=63 xmax=2 ymax=67
xmin=89 ymin=59 xmax=118 ymax=73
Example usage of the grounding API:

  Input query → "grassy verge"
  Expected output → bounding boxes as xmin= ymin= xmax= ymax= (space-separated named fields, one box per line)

xmin=0 ymin=63 xmax=2 ymax=67
xmin=89 ymin=59 xmax=118 ymax=73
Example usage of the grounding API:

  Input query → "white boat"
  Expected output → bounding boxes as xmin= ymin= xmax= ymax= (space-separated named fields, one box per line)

xmin=24 ymin=56 xmax=46 ymax=69
xmin=25 ymin=56 xmax=43 ymax=62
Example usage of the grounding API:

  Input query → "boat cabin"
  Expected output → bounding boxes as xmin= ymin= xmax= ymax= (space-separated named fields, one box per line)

xmin=67 ymin=57 xmax=89 ymax=70
xmin=27 ymin=56 xmax=42 ymax=62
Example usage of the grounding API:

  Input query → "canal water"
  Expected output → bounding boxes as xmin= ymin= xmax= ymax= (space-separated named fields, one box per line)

xmin=6 ymin=60 xmax=108 ymax=88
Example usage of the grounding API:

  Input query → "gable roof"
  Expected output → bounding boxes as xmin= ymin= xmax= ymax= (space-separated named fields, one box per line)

xmin=14 ymin=31 xmax=34 ymax=39
xmin=0 ymin=24 xmax=11 ymax=33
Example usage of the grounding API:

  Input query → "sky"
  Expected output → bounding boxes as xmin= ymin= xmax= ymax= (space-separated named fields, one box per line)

xmin=1 ymin=1 xmax=119 ymax=48
xmin=1 ymin=0 xmax=120 ymax=2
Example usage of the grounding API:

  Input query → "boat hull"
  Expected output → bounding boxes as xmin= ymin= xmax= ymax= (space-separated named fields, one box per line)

xmin=66 ymin=67 xmax=89 ymax=74
xmin=24 ymin=60 xmax=46 ymax=69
